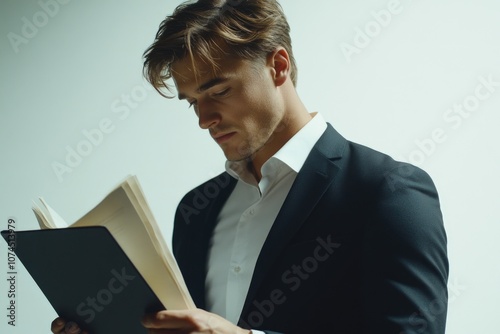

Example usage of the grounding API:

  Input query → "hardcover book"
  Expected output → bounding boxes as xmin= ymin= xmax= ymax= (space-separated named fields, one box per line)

xmin=1 ymin=175 xmax=195 ymax=333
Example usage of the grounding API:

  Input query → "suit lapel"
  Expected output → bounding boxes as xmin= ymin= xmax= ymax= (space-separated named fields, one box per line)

xmin=240 ymin=124 xmax=347 ymax=316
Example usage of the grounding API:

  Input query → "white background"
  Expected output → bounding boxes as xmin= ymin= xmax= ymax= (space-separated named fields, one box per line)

xmin=1 ymin=0 xmax=499 ymax=333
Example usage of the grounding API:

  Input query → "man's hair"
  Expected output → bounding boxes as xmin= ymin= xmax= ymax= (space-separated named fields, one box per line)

xmin=143 ymin=0 xmax=297 ymax=98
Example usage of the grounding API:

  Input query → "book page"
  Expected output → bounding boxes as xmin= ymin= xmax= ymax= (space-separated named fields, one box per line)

xmin=32 ymin=202 xmax=53 ymax=229
xmin=32 ymin=198 xmax=69 ymax=229
xmin=71 ymin=176 xmax=195 ymax=310
xmin=41 ymin=198 xmax=69 ymax=228
xmin=121 ymin=177 xmax=192 ymax=307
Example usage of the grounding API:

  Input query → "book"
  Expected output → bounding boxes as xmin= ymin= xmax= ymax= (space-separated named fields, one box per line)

xmin=2 ymin=175 xmax=195 ymax=333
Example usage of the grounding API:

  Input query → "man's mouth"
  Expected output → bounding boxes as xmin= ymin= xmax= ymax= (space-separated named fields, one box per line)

xmin=212 ymin=132 xmax=236 ymax=144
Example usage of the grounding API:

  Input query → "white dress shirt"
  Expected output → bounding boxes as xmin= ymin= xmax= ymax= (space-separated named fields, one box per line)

xmin=205 ymin=113 xmax=327 ymax=330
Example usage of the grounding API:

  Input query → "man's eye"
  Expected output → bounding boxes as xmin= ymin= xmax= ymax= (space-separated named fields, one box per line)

xmin=188 ymin=101 xmax=197 ymax=109
xmin=212 ymin=88 xmax=230 ymax=97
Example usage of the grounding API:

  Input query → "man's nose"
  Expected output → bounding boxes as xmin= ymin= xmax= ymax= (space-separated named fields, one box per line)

xmin=197 ymin=100 xmax=220 ymax=129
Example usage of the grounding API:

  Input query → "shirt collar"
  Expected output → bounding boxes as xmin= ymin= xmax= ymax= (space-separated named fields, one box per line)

xmin=225 ymin=112 xmax=327 ymax=184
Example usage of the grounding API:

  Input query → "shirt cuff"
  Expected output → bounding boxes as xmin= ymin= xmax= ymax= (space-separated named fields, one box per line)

xmin=250 ymin=330 xmax=266 ymax=334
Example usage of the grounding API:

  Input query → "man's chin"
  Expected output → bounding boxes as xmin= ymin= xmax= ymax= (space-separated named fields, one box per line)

xmin=222 ymin=146 xmax=254 ymax=162
xmin=224 ymin=153 xmax=252 ymax=163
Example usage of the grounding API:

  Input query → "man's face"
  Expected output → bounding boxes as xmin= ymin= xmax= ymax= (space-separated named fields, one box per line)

xmin=171 ymin=53 xmax=286 ymax=162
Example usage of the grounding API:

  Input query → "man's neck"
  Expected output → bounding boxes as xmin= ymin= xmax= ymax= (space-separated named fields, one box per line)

xmin=249 ymin=110 xmax=313 ymax=182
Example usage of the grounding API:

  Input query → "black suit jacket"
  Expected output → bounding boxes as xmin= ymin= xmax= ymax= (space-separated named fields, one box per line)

xmin=172 ymin=124 xmax=448 ymax=334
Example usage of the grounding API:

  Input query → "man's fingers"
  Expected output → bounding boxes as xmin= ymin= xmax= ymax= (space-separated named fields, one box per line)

xmin=142 ymin=310 xmax=196 ymax=329
xmin=142 ymin=311 xmax=178 ymax=329
xmin=142 ymin=309 xmax=250 ymax=334
xmin=50 ymin=318 xmax=87 ymax=334
xmin=51 ymin=317 xmax=65 ymax=333
xmin=65 ymin=321 xmax=83 ymax=334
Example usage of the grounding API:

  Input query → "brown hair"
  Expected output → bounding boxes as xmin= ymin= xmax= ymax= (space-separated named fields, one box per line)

xmin=143 ymin=0 xmax=297 ymax=98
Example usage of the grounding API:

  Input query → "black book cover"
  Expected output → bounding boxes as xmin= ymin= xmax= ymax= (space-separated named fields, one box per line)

xmin=1 ymin=226 xmax=164 ymax=334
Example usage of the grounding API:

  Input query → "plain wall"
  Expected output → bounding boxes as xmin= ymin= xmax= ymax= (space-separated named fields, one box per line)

xmin=1 ymin=0 xmax=499 ymax=333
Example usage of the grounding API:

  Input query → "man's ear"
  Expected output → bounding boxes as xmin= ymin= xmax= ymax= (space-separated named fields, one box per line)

xmin=268 ymin=47 xmax=290 ymax=87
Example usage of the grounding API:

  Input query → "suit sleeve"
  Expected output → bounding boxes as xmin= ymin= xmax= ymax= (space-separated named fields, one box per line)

xmin=362 ymin=163 xmax=449 ymax=333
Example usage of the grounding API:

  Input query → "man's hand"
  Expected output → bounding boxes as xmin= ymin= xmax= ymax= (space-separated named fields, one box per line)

xmin=142 ymin=308 xmax=252 ymax=334
xmin=50 ymin=317 xmax=88 ymax=334
xmin=50 ymin=309 xmax=250 ymax=334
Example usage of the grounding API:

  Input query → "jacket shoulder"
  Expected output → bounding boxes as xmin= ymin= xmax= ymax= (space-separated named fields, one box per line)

xmin=342 ymin=140 xmax=435 ymax=192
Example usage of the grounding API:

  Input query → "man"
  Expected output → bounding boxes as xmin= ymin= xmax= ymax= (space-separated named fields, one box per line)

xmin=52 ymin=0 xmax=448 ymax=333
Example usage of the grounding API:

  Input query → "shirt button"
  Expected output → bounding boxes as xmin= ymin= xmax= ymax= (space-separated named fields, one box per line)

xmin=249 ymin=208 xmax=255 ymax=215
xmin=233 ymin=266 xmax=241 ymax=273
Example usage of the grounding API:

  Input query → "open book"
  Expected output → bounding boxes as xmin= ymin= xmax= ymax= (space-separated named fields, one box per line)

xmin=5 ymin=175 xmax=195 ymax=333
